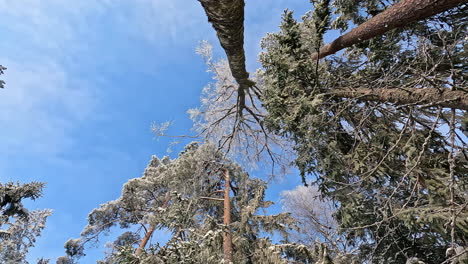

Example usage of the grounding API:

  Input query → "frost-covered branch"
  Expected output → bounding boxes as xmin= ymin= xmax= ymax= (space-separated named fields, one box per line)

xmin=189 ymin=41 xmax=293 ymax=175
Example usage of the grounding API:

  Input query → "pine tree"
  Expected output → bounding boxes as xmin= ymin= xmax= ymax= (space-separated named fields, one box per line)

xmin=64 ymin=143 xmax=314 ymax=263
xmin=259 ymin=2 xmax=467 ymax=263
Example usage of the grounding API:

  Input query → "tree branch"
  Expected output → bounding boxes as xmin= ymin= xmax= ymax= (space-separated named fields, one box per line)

xmin=311 ymin=0 xmax=465 ymax=61
xmin=200 ymin=196 xmax=224 ymax=202
xmin=329 ymin=87 xmax=468 ymax=110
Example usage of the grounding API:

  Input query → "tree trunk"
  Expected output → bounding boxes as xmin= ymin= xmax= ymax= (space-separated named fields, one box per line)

xmin=329 ymin=87 xmax=468 ymax=110
xmin=135 ymin=193 xmax=171 ymax=256
xmin=311 ymin=0 xmax=465 ymax=61
xmin=135 ymin=225 xmax=155 ymax=256
xmin=223 ymin=169 xmax=233 ymax=263
xmin=198 ymin=0 xmax=254 ymax=111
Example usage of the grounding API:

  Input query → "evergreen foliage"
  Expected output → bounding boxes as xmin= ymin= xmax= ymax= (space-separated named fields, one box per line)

xmin=3 ymin=1 xmax=466 ymax=263
xmin=66 ymin=143 xmax=317 ymax=263
xmin=0 ymin=182 xmax=51 ymax=264
xmin=0 ymin=65 xmax=5 ymax=89
xmin=259 ymin=1 xmax=467 ymax=263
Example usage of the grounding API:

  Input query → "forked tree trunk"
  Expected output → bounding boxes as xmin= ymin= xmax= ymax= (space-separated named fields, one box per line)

xmin=135 ymin=193 xmax=171 ymax=256
xmin=311 ymin=0 xmax=464 ymax=61
xmin=223 ymin=169 xmax=233 ymax=263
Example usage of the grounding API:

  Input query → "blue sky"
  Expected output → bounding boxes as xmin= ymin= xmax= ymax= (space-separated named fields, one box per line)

xmin=0 ymin=1 xmax=320 ymax=262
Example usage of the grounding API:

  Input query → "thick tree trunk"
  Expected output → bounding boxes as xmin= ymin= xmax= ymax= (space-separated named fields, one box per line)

xmin=223 ymin=169 xmax=233 ymax=263
xmin=198 ymin=0 xmax=254 ymax=110
xmin=330 ymin=87 xmax=468 ymax=110
xmin=311 ymin=0 xmax=465 ymax=61
xmin=135 ymin=193 xmax=171 ymax=256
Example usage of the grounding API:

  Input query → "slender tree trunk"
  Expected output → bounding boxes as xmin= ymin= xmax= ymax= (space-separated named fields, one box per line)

xmin=223 ymin=169 xmax=233 ymax=263
xmin=329 ymin=87 xmax=468 ymax=110
xmin=135 ymin=225 xmax=155 ymax=256
xmin=311 ymin=0 xmax=464 ymax=61
xmin=135 ymin=193 xmax=171 ymax=256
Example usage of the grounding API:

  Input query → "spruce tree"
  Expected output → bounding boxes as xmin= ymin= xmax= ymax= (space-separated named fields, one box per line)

xmin=259 ymin=2 xmax=467 ymax=263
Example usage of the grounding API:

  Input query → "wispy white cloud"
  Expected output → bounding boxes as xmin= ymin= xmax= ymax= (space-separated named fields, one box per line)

xmin=0 ymin=0 xmax=313 ymax=172
xmin=129 ymin=0 xmax=209 ymax=43
xmin=0 ymin=1 xmax=104 ymax=163
xmin=0 ymin=1 xmax=110 ymax=57
xmin=0 ymin=58 xmax=97 ymax=156
xmin=0 ymin=0 xmax=210 ymax=178
xmin=0 ymin=1 xmax=314 ymax=262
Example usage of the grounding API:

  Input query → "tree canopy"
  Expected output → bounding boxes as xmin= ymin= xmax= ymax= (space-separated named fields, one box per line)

xmin=197 ymin=0 xmax=467 ymax=262
xmin=2 ymin=1 xmax=466 ymax=263
xmin=62 ymin=143 xmax=331 ymax=263
xmin=258 ymin=2 xmax=467 ymax=263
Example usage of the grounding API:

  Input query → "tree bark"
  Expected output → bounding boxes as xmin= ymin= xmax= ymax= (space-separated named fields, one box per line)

xmin=223 ymin=169 xmax=233 ymax=263
xmin=329 ymin=87 xmax=468 ymax=110
xmin=311 ymin=0 xmax=465 ymax=61
xmin=135 ymin=225 xmax=155 ymax=256
xmin=135 ymin=193 xmax=171 ymax=256
xmin=198 ymin=0 xmax=254 ymax=110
